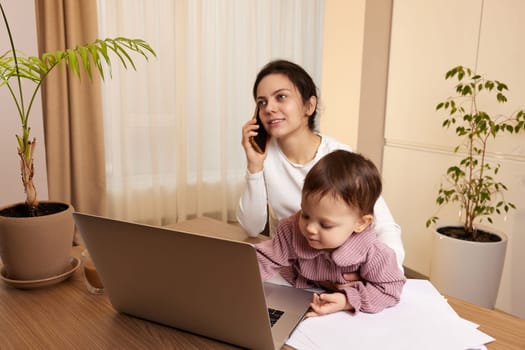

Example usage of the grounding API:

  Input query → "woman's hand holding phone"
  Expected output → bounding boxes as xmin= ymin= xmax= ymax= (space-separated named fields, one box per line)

xmin=249 ymin=106 xmax=268 ymax=154
xmin=241 ymin=107 xmax=268 ymax=174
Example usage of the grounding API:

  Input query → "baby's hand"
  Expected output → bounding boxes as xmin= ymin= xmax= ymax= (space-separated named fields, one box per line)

xmin=305 ymin=292 xmax=352 ymax=317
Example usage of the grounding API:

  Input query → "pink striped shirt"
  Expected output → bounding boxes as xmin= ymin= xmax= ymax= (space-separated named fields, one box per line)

xmin=256 ymin=212 xmax=406 ymax=314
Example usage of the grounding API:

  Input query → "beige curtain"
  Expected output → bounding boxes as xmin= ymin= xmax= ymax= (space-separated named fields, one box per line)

xmin=34 ymin=0 xmax=107 ymax=216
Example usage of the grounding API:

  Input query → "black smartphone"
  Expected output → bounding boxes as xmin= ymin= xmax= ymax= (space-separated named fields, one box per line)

xmin=249 ymin=106 xmax=268 ymax=153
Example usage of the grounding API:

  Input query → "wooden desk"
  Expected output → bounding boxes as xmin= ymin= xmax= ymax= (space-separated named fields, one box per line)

xmin=446 ymin=295 xmax=525 ymax=350
xmin=1 ymin=217 xmax=524 ymax=349
xmin=0 ymin=251 xmax=237 ymax=349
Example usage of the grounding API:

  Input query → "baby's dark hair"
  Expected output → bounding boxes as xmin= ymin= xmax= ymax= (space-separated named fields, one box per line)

xmin=253 ymin=59 xmax=318 ymax=131
xmin=302 ymin=150 xmax=382 ymax=216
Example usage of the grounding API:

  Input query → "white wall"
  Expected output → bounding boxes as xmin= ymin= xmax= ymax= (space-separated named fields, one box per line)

xmin=321 ymin=0 xmax=392 ymax=170
xmin=382 ymin=0 xmax=525 ymax=318
xmin=0 ymin=0 xmax=48 ymax=207
xmin=320 ymin=0 xmax=365 ymax=150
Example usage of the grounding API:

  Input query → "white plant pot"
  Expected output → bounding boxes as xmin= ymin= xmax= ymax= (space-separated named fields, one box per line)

xmin=429 ymin=223 xmax=507 ymax=309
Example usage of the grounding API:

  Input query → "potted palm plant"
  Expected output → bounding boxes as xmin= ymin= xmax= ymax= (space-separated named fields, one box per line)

xmin=0 ymin=3 xmax=155 ymax=285
xmin=426 ymin=65 xmax=525 ymax=308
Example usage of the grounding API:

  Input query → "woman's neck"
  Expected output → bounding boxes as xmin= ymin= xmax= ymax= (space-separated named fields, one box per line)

xmin=277 ymin=130 xmax=321 ymax=165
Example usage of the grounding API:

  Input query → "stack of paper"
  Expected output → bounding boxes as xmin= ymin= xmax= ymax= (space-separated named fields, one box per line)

xmin=286 ymin=279 xmax=494 ymax=350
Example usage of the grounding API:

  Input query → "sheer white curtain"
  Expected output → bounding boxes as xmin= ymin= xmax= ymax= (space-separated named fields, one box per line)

xmin=96 ymin=0 xmax=324 ymax=226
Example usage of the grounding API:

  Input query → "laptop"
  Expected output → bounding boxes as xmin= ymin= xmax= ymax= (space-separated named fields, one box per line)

xmin=73 ymin=213 xmax=313 ymax=350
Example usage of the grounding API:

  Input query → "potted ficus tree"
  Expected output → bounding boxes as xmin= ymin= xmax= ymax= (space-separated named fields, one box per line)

xmin=426 ymin=65 xmax=525 ymax=308
xmin=0 ymin=3 xmax=155 ymax=285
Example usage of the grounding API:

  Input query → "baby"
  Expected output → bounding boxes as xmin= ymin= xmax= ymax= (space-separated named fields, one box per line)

xmin=256 ymin=150 xmax=406 ymax=316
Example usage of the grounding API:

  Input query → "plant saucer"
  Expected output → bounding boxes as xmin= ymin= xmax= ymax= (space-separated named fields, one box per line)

xmin=0 ymin=256 xmax=80 ymax=289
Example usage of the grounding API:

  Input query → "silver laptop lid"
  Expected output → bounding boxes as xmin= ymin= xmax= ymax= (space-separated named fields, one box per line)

xmin=74 ymin=212 xmax=276 ymax=350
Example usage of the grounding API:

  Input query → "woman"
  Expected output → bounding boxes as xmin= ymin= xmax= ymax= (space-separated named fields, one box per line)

xmin=236 ymin=59 xmax=405 ymax=270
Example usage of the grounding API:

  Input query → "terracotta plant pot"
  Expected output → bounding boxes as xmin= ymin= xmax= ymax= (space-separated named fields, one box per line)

xmin=0 ymin=201 xmax=75 ymax=281
xmin=429 ymin=222 xmax=507 ymax=309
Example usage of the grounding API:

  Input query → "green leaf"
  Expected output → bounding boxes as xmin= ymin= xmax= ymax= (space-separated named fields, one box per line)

xmin=78 ymin=46 xmax=92 ymax=80
xmin=496 ymin=92 xmax=507 ymax=103
xmin=462 ymin=85 xmax=472 ymax=95
xmin=445 ymin=67 xmax=459 ymax=79
xmin=426 ymin=216 xmax=438 ymax=228
xmin=66 ymin=49 xmax=80 ymax=77
xmin=496 ymin=81 xmax=508 ymax=91
xmin=457 ymin=69 xmax=465 ymax=80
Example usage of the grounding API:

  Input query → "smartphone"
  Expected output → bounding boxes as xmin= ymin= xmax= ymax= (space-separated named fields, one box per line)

xmin=249 ymin=106 xmax=268 ymax=154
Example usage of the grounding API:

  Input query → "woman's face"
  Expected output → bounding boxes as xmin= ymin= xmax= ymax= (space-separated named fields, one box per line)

xmin=255 ymin=73 xmax=315 ymax=139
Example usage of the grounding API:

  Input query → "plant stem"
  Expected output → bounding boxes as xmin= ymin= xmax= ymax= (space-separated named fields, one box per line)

xmin=1 ymin=2 xmax=38 ymax=209
xmin=19 ymin=140 xmax=38 ymax=210
xmin=464 ymin=83 xmax=477 ymax=234
xmin=0 ymin=3 xmax=25 ymax=122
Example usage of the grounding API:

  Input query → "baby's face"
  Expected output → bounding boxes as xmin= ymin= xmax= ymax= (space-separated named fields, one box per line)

xmin=299 ymin=193 xmax=370 ymax=250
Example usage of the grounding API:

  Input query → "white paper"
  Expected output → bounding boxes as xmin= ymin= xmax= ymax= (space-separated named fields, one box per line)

xmin=286 ymin=279 xmax=494 ymax=350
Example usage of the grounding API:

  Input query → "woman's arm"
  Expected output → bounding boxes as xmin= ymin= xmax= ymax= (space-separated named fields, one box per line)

xmin=236 ymin=171 xmax=268 ymax=237
xmin=236 ymin=118 xmax=269 ymax=237
xmin=373 ymin=196 xmax=405 ymax=271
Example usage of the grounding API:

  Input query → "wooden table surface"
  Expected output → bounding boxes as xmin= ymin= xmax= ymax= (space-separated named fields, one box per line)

xmin=0 ymin=217 xmax=524 ymax=349
xmin=446 ymin=295 xmax=525 ymax=350
xmin=0 ymin=250 xmax=239 ymax=349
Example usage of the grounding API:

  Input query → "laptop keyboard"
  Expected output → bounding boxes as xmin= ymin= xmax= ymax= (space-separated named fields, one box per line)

xmin=268 ymin=308 xmax=284 ymax=327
